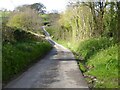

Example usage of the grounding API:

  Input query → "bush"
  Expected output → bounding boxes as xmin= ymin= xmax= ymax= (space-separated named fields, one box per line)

xmin=2 ymin=25 xmax=15 ymax=43
xmin=2 ymin=25 xmax=44 ymax=44
xmin=2 ymin=40 xmax=52 ymax=83
xmin=2 ymin=26 xmax=52 ymax=85
xmin=75 ymin=37 xmax=118 ymax=88
xmin=13 ymin=29 xmax=44 ymax=42
xmin=76 ymin=37 xmax=115 ymax=60
xmin=7 ymin=7 xmax=42 ymax=33
xmin=56 ymin=37 xmax=118 ymax=88
xmin=85 ymin=44 xmax=118 ymax=88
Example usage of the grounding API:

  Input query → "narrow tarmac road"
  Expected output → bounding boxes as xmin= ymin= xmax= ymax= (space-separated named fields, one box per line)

xmin=5 ymin=26 xmax=88 ymax=88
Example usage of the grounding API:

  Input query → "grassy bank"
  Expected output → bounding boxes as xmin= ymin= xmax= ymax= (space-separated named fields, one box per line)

xmin=84 ymin=44 xmax=118 ymax=88
xmin=56 ymin=37 xmax=118 ymax=88
xmin=2 ymin=29 xmax=52 ymax=85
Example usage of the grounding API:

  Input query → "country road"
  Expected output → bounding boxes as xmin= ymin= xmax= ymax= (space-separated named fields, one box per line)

xmin=4 ymin=26 xmax=88 ymax=88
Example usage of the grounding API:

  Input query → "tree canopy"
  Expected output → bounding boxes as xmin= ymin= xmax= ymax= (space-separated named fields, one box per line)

xmin=7 ymin=7 xmax=42 ymax=32
xmin=16 ymin=2 xmax=46 ymax=14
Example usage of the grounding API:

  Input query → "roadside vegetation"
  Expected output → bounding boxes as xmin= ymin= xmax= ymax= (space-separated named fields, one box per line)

xmin=1 ymin=3 xmax=52 ymax=85
xmin=1 ymin=1 xmax=119 ymax=88
xmin=3 ymin=34 xmax=52 ymax=85
xmin=45 ymin=1 xmax=119 ymax=88
xmin=56 ymin=37 xmax=118 ymax=88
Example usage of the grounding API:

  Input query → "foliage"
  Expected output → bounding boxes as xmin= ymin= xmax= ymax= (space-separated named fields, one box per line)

xmin=30 ymin=3 xmax=46 ymax=13
xmin=78 ymin=62 xmax=86 ymax=72
xmin=76 ymin=37 xmax=115 ymax=60
xmin=46 ymin=25 xmax=63 ymax=40
xmin=2 ymin=25 xmax=15 ymax=43
xmin=41 ymin=14 xmax=50 ymax=23
xmin=45 ymin=1 xmax=119 ymax=88
xmin=59 ymin=4 xmax=93 ymax=41
xmin=1 ymin=1 xmax=119 ymax=88
xmin=85 ymin=44 xmax=118 ymax=88
xmin=56 ymin=37 xmax=118 ymax=88
xmin=2 ymin=4 xmax=52 ymax=85
xmin=13 ymin=28 xmax=44 ymax=42
xmin=7 ymin=7 xmax=42 ymax=33
xmin=47 ymin=1 xmax=119 ymax=43
xmin=2 ymin=25 xmax=44 ymax=44
xmin=16 ymin=3 xmax=46 ymax=14
xmin=2 ymin=40 xmax=52 ymax=84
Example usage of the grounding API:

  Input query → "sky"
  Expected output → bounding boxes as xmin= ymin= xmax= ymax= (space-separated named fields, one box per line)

xmin=0 ymin=0 xmax=70 ymax=12
xmin=0 ymin=0 xmax=117 ymax=12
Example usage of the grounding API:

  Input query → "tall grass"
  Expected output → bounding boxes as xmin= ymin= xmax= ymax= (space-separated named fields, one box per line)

xmin=56 ymin=37 xmax=118 ymax=88
xmin=85 ymin=44 xmax=118 ymax=88
xmin=2 ymin=40 xmax=52 ymax=84
xmin=76 ymin=37 xmax=115 ymax=60
xmin=2 ymin=27 xmax=52 ymax=85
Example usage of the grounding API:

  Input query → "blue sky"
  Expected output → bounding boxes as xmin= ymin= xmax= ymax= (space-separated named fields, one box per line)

xmin=0 ymin=0 xmax=70 ymax=12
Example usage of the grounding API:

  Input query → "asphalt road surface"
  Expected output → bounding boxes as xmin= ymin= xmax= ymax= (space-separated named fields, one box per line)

xmin=5 ymin=26 xmax=88 ymax=88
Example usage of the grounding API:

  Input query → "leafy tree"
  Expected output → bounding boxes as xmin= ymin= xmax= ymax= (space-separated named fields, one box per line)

xmin=15 ymin=5 xmax=30 ymax=12
xmin=116 ymin=1 xmax=120 ymax=42
xmin=47 ymin=0 xmax=119 ymax=43
xmin=30 ymin=3 xmax=46 ymax=14
xmin=7 ymin=7 xmax=42 ymax=33
xmin=16 ymin=3 xmax=46 ymax=14
xmin=58 ymin=2 xmax=93 ymax=41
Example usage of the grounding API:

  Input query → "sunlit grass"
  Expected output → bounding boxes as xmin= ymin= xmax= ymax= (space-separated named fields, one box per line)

xmin=3 ymin=40 xmax=52 ymax=84
xmin=85 ymin=44 xmax=118 ymax=88
xmin=56 ymin=37 xmax=118 ymax=88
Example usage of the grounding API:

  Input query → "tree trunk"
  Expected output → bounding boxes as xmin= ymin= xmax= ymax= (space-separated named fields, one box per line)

xmin=117 ymin=2 xmax=120 ymax=42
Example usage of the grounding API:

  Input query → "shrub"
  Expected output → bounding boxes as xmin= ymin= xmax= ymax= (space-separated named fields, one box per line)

xmin=2 ymin=40 xmax=52 ymax=83
xmin=85 ymin=44 xmax=118 ymax=88
xmin=2 ymin=25 xmax=15 ymax=43
xmin=76 ymin=37 xmax=115 ymax=60
xmin=7 ymin=7 xmax=42 ymax=33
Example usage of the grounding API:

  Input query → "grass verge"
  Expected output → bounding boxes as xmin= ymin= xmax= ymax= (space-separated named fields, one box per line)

xmin=56 ymin=37 xmax=118 ymax=88
xmin=3 ymin=40 xmax=52 ymax=85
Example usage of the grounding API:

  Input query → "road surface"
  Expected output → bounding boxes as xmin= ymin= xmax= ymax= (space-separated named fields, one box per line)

xmin=4 ymin=26 xmax=88 ymax=88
